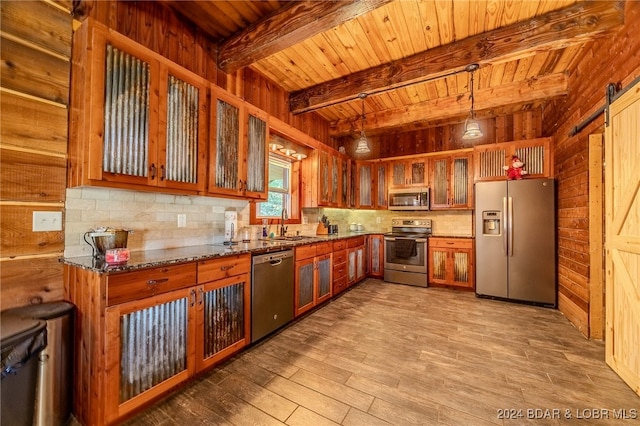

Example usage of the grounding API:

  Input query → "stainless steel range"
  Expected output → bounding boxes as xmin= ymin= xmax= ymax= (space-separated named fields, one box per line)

xmin=384 ymin=218 xmax=432 ymax=287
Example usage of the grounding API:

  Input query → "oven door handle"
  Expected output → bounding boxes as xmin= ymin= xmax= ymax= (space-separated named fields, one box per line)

xmin=414 ymin=238 xmax=427 ymax=243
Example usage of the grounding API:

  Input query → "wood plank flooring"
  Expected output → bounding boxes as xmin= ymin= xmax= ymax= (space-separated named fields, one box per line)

xmin=123 ymin=279 xmax=639 ymax=425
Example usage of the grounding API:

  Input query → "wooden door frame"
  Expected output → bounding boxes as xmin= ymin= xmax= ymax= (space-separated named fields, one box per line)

xmin=588 ymin=133 xmax=604 ymax=339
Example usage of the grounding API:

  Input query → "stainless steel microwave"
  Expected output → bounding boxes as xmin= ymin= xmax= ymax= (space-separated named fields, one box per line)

xmin=388 ymin=188 xmax=430 ymax=210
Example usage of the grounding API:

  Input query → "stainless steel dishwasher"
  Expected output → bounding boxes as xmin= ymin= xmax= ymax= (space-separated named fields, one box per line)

xmin=251 ymin=250 xmax=294 ymax=343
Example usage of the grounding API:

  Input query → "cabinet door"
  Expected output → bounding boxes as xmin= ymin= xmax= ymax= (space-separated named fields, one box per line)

xmin=369 ymin=235 xmax=384 ymax=278
xmin=347 ymin=249 xmax=356 ymax=283
xmin=451 ymin=249 xmax=473 ymax=288
xmin=357 ymin=163 xmax=373 ymax=208
xmin=341 ymin=157 xmax=350 ymax=207
xmin=375 ymin=163 xmax=387 ymax=208
xmin=409 ymin=160 xmax=427 ymax=186
xmin=450 ymin=155 xmax=471 ymax=208
xmin=430 ymin=157 xmax=450 ymax=209
xmin=244 ymin=106 xmax=268 ymax=199
xmin=316 ymin=254 xmax=332 ymax=304
xmin=105 ymin=288 xmax=194 ymax=423
xmin=295 ymin=258 xmax=315 ymax=316
xmin=391 ymin=161 xmax=406 ymax=187
xmin=209 ymin=88 xmax=244 ymax=196
xmin=428 ymin=247 xmax=449 ymax=285
xmin=157 ymin=67 xmax=207 ymax=192
xmin=196 ymin=274 xmax=250 ymax=371
xmin=319 ymin=150 xmax=331 ymax=205
xmin=331 ymin=155 xmax=340 ymax=205
xmin=99 ymin=43 xmax=157 ymax=187
xmin=356 ymin=246 xmax=365 ymax=281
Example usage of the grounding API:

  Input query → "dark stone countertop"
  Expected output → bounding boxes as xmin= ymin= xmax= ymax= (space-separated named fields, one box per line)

xmin=60 ymin=232 xmax=379 ymax=274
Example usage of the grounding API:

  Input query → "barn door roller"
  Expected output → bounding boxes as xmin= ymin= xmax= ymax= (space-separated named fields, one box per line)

xmin=569 ymin=75 xmax=640 ymax=136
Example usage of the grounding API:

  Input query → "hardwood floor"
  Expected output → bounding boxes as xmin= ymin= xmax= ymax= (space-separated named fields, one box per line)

xmin=124 ymin=279 xmax=639 ymax=425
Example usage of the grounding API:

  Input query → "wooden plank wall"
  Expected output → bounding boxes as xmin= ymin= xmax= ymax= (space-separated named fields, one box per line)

xmin=336 ymin=109 xmax=542 ymax=159
xmin=543 ymin=1 xmax=640 ymax=337
xmin=0 ymin=0 xmax=73 ymax=310
xmin=76 ymin=0 xmax=333 ymax=147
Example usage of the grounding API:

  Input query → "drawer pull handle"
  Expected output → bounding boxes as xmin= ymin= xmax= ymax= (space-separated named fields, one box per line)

xmin=147 ymin=278 xmax=169 ymax=286
xmin=446 ymin=242 xmax=455 ymax=245
xmin=220 ymin=265 xmax=234 ymax=271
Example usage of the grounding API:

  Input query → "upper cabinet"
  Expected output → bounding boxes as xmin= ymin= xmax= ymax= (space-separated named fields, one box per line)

xmin=356 ymin=162 xmax=374 ymax=209
xmin=473 ymin=137 xmax=553 ymax=182
xmin=374 ymin=162 xmax=388 ymax=209
xmin=429 ymin=152 xmax=473 ymax=210
xmin=69 ymin=20 xmax=208 ymax=193
xmin=208 ymin=87 xmax=268 ymax=199
xmin=302 ymin=149 xmax=346 ymax=208
xmin=389 ymin=159 xmax=428 ymax=189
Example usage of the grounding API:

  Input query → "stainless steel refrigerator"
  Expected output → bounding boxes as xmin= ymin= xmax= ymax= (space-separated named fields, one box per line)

xmin=475 ymin=178 xmax=556 ymax=306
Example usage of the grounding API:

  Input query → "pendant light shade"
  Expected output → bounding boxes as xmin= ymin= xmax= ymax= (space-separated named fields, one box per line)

xmin=355 ymin=93 xmax=371 ymax=154
xmin=462 ymin=64 xmax=483 ymax=141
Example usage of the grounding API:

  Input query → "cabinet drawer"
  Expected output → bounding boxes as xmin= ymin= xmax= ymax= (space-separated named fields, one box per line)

xmin=107 ymin=263 xmax=196 ymax=306
xmin=295 ymin=244 xmax=317 ymax=261
xmin=315 ymin=242 xmax=332 ymax=255
xmin=429 ymin=238 xmax=473 ymax=250
xmin=333 ymin=249 xmax=347 ymax=265
xmin=333 ymin=276 xmax=348 ymax=295
xmin=333 ymin=263 xmax=347 ymax=280
xmin=198 ymin=254 xmax=250 ymax=283
xmin=333 ymin=239 xmax=347 ymax=251
xmin=348 ymin=236 xmax=365 ymax=248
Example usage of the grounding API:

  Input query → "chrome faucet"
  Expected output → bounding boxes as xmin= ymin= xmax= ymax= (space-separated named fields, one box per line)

xmin=280 ymin=208 xmax=288 ymax=237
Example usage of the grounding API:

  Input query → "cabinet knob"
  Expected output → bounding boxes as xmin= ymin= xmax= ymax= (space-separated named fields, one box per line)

xmin=150 ymin=163 xmax=157 ymax=180
xmin=160 ymin=165 xmax=165 ymax=181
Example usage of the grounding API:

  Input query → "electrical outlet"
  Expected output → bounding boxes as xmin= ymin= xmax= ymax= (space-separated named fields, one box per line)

xmin=177 ymin=214 xmax=187 ymax=228
xmin=376 ymin=217 xmax=381 ymax=224
xmin=33 ymin=211 xmax=63 ymax=232
xmin=302 ymin=216 xmax=308 ymax=224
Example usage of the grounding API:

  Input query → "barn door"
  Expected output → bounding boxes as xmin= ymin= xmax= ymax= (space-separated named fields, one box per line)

xmin=604 ymin=80 xmax=640 ymax=397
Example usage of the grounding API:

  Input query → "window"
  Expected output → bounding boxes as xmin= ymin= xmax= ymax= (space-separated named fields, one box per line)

xmin=257 ymin=154 xmax=291 ymax=218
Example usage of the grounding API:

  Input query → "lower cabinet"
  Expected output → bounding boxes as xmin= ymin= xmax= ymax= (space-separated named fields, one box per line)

xmin=66 ymin=254 xmax=251 ymax=426
xmin=347 ymin=236 xmax=366 ymax=285
xmin=368 ymin=234 xmax=384 ymax=278
xmin=428 ymin=237 xmax=475 ymax=289
xmin=294 ymin=242 xmax=332 ymax=317
xmin=332 ymin=239 xmax=349 ymax=295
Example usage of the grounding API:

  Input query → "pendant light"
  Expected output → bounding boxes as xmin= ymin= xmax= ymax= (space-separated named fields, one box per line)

xmin=355 ymin=93 xmax=371 ymax=154
xmin=462 ymin=64 xmax=483 ymax=140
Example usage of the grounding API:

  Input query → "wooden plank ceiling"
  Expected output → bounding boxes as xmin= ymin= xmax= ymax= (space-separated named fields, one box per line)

xmin=162 ymin=0 xmax=624 ymax=138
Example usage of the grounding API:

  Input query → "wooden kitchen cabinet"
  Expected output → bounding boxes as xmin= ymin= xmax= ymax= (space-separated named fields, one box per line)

xmin=368 ymin=234 xmax=384 ymax=278
xmin=473 ymin=137 xmax=553 ymax=181
xmin=356 ymin=162 xmax=374 ymax=208
xmin=65 ymin=254 xmax=250 ymax=426
xmin=429 ymin=152 xmax=473 ymax=209
xmin=332 ymin=239 xmax=349 ymax=295
xmin=341 ymin=157 xmax=352 ymax=208
xmin=347 ymin=236 xmax=366 ymax=285
xmin=428 ymin=237 xmax=474 ymax=289
xmin=294 ymin=243 xmax=332 ymax=316
xmin=69 ymin=19 xmax=208 ymax=193
xmin=374 ymin=163 xmax=388 ymax=209
xmin=208 ymin=87 xmax=268 ymax=199
xmin=389 ymin=158 xmax=428 ymax=188
xmin=302 ymin=149 xmax=343 ymax=207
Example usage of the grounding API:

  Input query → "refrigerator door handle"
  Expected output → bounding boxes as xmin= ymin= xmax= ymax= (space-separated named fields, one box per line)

xmin=508 ymin=196 xmax=514 ymax=256
xmin=502 ymin=197 xmax=508 ymax=255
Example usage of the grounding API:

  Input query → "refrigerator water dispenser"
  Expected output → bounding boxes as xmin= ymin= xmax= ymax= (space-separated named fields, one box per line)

xmin=482 ymin=211 xmax=501 ymax=235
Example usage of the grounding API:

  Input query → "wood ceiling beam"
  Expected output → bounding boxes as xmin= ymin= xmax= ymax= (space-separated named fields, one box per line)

xmin=292 ymin=0 xmax=624 ymax=114
xmin=329 ymin=73 xmax=569 ymax=136
xmin=218 ymin=0 xmax=394 ymax=73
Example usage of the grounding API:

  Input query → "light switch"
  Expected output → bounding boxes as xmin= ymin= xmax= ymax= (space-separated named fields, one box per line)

xmin=177 ymin=214 xmax=187 ymax=228
xmin=33 ymin=211 xmax=63 ymax=232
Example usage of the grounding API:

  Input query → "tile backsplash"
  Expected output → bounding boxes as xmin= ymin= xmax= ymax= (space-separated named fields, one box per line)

xmin=65 ymin=187 xmax=473 ymax=257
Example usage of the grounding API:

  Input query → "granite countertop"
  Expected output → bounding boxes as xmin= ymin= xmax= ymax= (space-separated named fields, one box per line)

xmin=61 ymin=232 xmax=378 ymax=274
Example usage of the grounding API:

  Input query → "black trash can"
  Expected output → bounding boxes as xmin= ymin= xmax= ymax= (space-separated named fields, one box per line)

xmin=1 ymin=312 xmax=47 ymax=426
xmin=5 ymin=302 xmax=75 ymax=426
